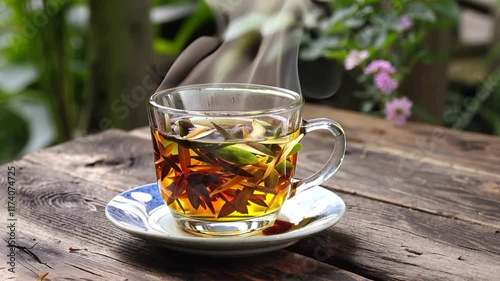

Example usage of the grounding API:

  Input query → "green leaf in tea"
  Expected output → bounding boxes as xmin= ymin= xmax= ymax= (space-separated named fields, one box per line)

xmin=264 ymin=169 xmax=280 ymax=190
xmin=273 ymin=127 xmax=282 ymax=138
xmin=213 ymin=146 xmax=260 ymax=166
xmin=245 ymin=142 xmax=274 ymax=156
xmin=275 ymin=160 xmax=294 ymax=175
xmin=287 ymin=143 xmax=302 ymax=157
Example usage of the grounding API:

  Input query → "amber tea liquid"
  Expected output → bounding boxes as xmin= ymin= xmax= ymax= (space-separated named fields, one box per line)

xmin=151 ymin=117 xmax=301 ymax=222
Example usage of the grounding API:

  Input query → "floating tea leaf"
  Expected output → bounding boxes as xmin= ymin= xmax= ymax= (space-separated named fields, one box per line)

xmin=250 ymin=120 xmax=266 ymax=140
xmin=178 ymin=146 xmax=191 ymax=172
xmin=210 ymin=176 xmax=247 ymax=196
xmin=233 ymin=188 xmax=253 ymax=214
xmin=213 ymin=146 xmax=260 ymax=166
xmin=183 ymin=127 xmax=216 ymax=140
xmin=275 ymin=160 xmax=294 ymax=175
xmin=287 ymin=143 xmax=302 ymax=156
xmin=274 ymin=127 xmax=283 ymax=138
xmin=212 ymin=122 xmax=234 ymax=139
xmin=187 ymin=188 xmax=201 ymax=209
xmin=178 ymin=119 xmax=195 ymax=137
xmin=245 ymin=142 xmax=274 ymax=156
xmin=240 ymin=181 xmax=278 ymax=194
xmin=249 ymin=195 xmax=268 ymax=207
xmin=218 ymin=201 xmax=236 ymax=218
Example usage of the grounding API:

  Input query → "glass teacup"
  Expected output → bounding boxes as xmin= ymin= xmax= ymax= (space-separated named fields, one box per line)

xmin=148 ymin=84 xmax=345 ymax=236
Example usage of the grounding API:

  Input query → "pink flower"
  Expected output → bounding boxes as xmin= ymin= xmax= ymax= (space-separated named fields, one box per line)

xmin=344 ymin=50 xmax=369 ymax=70
xmin=364 ymin=60 xmax=396 ymax=75
xmin=400 ymin=15 xmax=413 ymax=31
xmin=385 ymin=97 xmax=413 ymax=126
xmin=375 ymin=72 xmax=399 ymax=94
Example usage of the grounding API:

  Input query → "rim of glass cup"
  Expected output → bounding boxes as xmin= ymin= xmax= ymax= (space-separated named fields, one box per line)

xmin=148 ymin=83 xmax=304 ymax=117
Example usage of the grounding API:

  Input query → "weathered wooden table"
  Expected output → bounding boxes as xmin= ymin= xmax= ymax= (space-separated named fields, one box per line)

xmin=1 ymin=104 xmax=499 ymax=281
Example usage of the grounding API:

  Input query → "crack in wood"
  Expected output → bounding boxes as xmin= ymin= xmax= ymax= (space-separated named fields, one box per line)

xmin=84 ymin=157 xmax=135 ymax=167
xmin=66 ymin=263 xmax=104 ymax=277
xmin=404 ymin=248 xmax=423 ymax=256
xmin=379 ymin=256 xmax=419 ymax=267
xmin=4 ymin=240 xmax=53 ymax=269
xmin=458 ymin=244 xmax=500 ymax=256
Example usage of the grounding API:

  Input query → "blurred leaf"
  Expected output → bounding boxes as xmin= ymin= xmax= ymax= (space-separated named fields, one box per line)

xmin=0 ymin=104 xmax=29 ymax=163
xmin=354 ymin=26 xmax=376 ymax=48
xmin=324 ymin=5 xmax=357 ymax=33
xmin=323 ymin=49 xmax=347 ymax=61
xmin=429 ymin=0 xmax=460 ymax=22
xmin=154 ymin=38 xmax=179 ymax=55
xmin=406 ymin=2 xmax=436 ymax=23
xmin=382 ymin=32 xmax=399 ymax=51
xmin=8 ymin=96 xmax=56 ymax=155
xmin=361 ymin=100 xmax=375 ymax=112
xmin=372 ymin=11 xmax=400 ymax=31
xmin=301 ymin=36 xmax=342 ymax=61
xmin=0 ymin=63 xmax=38 ymax=92
xmin=154 ymin=1 xmax=212 ymax=55
xmin=479 ymin=107 xmax=500 ymax=135
xmin=150 ymin=2 xmax=196 ymax=24
xmin=344 ymin=17 xmax=364 ymax=29
xmin=412 ymin=104 xmax=438 ymax=124
xmin=66 ymin=5 xmax=89 ymax=28
xmin=373 ymin=30 xmax=387 ymax=48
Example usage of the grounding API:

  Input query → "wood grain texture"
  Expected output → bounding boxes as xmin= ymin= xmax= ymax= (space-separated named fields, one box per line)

xmin=289 ymin=192 xmax=500 ymax=281
xmin=0 ymin=161 xmax=370 ymax=281
xmin=296 ymin=137 xmax=500 ymax=228
xmin=301 ymin=104 xmax=500 ymax=177
xmin=23 ymin=129 xmax=156 ymax=193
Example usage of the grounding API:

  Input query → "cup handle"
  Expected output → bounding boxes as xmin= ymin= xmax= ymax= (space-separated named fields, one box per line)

xmin=291 ymin=118 xmax=346 ymax=196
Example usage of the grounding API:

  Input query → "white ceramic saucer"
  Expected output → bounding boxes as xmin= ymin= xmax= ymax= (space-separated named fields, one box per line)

xmin=105 ymin=182 xmax=346 ymax=257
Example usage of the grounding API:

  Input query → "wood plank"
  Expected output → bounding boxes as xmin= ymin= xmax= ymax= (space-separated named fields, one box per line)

xmin=289 ymin=191 xmax=500 ymax=281
xmin=4 ymin=161 xmax=498 ymax=281
xmin=296 ymin=136 xmax=500 ymax=228
xmin=301 ymin=104 xmax=500 ymax=177
xmin=0 ymin=161 xmax=370 ymax=281
xmin=23 ymin=129 xmax=157 ymax=192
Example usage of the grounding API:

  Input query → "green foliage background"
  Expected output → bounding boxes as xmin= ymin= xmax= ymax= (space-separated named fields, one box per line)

xmin=0 ymin=0 xmax=499 ymax=164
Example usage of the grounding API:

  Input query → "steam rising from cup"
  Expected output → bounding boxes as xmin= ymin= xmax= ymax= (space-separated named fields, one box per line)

xmin=157 ymin=0 xmax=323 ymax=95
